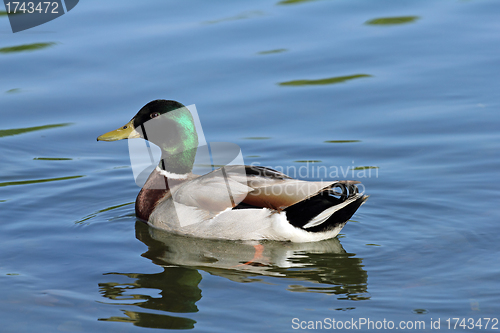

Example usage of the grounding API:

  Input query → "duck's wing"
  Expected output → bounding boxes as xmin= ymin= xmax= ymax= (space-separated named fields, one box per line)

xmin=162 ymin=165 xmax=299 ymax=223
xmin=240 ymin=165 xmax=361 ymax=210
xmin=171 ymin=165 xmax=253 ymax=214
xmin=172 ymin=164 xmax=362 ymax=213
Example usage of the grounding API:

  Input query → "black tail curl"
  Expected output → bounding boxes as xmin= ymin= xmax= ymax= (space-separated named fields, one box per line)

xmin=285 ymin=182 xmax=367 ymax=233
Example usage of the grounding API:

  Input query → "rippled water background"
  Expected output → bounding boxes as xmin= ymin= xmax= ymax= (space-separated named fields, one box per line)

xmin=1 ymin=0 xmax=500 ymax=332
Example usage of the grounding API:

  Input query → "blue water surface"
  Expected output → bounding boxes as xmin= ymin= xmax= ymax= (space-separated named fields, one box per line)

xmin=1 ymin=0 xmax=500 ymax=332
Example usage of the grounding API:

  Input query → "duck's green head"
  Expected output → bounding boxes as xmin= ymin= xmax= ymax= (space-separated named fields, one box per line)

xmin=98 ymin=100 xmax=199 ymax=174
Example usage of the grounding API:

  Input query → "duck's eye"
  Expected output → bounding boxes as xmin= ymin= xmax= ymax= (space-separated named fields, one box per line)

xmin=150 ymin=112 xmax=160 ymax=118
xmin=122 ymin=125 xmax=128 ymax=129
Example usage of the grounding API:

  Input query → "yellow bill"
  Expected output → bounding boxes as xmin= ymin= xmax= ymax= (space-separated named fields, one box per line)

xmin=97 ymin=120 xmax=140 ymax=141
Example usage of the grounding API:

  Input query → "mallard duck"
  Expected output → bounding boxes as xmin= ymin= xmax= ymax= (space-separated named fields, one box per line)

xmin=97 ymin=100 xmax=368 ymax=242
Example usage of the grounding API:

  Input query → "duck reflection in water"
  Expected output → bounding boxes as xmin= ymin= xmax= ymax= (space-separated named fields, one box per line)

xmin=97 ymin=222 xmax=369 ymax=329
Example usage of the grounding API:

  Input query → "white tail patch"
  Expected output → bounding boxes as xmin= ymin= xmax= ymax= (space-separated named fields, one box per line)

xmin=302 ymin=196 xmax=359 ymax=229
